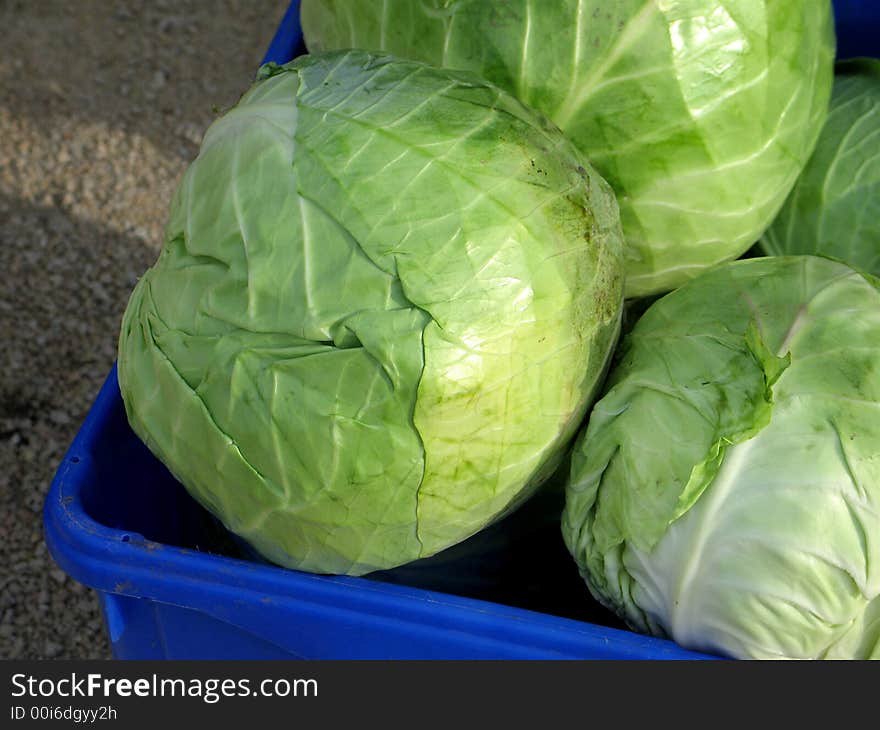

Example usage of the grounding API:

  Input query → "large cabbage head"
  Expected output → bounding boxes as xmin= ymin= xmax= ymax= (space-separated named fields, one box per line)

xmin=118 ymin=51 xmax=625 ymax=576
xmin=562 ymin=256 xmax=880 ymax=659
xmin=301 ymin=0 xmax=836 ymax=297
xmin=761 ymin=58 xmax=880 ymax=276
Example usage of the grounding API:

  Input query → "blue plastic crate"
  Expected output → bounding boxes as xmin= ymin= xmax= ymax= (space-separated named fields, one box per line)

xmin=44 ymin=0 xmax=876 ymax=661
xmin=44 ymin=367 xmax=711 ymax=660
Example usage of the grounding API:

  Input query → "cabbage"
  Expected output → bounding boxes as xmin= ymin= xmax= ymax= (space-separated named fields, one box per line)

xmin=761 ymin=58 xmax=880 ymax=276
xmin=301 ymin=0 xmax=836 ymax=297
xmin=562 ymin=256 xmax=880 ymax=659
xmin=117 ymin=51 xmax=625 ymax=576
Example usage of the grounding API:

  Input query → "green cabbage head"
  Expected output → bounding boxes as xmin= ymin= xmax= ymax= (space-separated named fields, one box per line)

xmin=301 ymin=0 xmax=836 ymax=297
xmin=762 ymin=58 xmax=880 ymax=276
xmin=563 ymin=256 xmax=880 ymax=659
xmin=118 ymin=51 xmax=625 ymax=576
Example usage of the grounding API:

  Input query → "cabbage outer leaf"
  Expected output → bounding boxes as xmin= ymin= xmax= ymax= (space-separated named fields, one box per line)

xmin=563 ymin=256 xmax=880 ymax=659
xmin=762 ymin=58 xmax=880 ymax=277
xmin=119 ymin=52 xmax=624 ymax=575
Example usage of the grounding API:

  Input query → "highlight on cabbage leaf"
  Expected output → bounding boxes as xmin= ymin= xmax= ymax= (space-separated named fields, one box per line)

xmin=301 ymin=0 xmax=836 ymax=298
xmin=761 ymin=58 xmax=880 ymax=276
xmin=117 ymin=50 xmax=625 ymax=576
xmin=562 ymin=255 xmax=880 ymax=660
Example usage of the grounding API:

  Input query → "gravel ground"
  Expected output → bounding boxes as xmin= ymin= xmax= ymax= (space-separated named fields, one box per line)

xmin=1 ymin=0 xmax=289 ymax=660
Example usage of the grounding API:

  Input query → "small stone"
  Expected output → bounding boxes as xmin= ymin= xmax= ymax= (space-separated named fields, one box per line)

xmin=50 ymin=568 xmax=67 ymax=585
xmin=49 ymin=409 xmax=70 ymax=425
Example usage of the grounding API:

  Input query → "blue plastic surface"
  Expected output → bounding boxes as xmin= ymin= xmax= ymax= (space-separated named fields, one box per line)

xmin=43 ymin=0 xmax=877 ymax=661
xmin=833 ymin=0 xmax=880 ymax=60
xmin=260 ymin=0 xmax=304 ymax=65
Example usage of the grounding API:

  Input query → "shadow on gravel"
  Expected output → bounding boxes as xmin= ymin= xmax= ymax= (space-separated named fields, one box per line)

xmin=0 ymin=192 xmax=160 ymax=659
